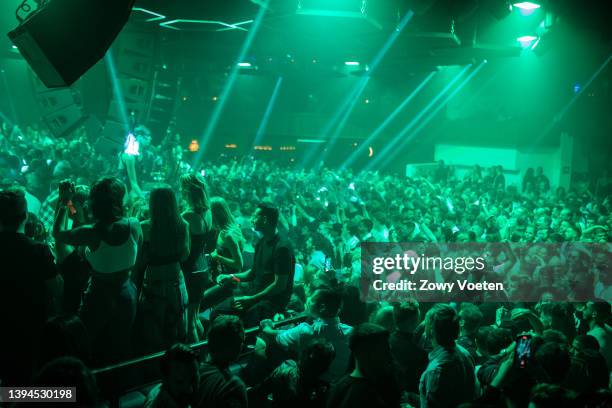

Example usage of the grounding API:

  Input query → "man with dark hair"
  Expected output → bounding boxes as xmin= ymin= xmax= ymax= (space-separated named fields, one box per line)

xmin=535 ymin=342 xmax=571 ymax=385
xmin=570 ymin=334 xmax=600 ymax=356
xmin=485 ymin=327 xmax=513 ymax=357
xmin=390 ymin=300 xmax=428 ymax=393
xmin=219 ymin=202 xmax=295 ymax=326
xmin=420 ymin=304 xmax=476 ymax=408
xmin=0 ymin=188 xmax=61 ymax=385
xmin=327 ymin=323 xmax=401 ymax=408
xmin=196 ymin=315 xmax=247 ymax=408
xmin=457 ymin=303 xmax=484 ymax=360
xmin=146 ymin=344 xmax=200 ymax=408
xmin=34 ymin=356 xmax=99 ymax=407
xmin=529 ymin=383 xmax=573 ymax=408
xmin=0 ymin=188 xmax=28 ymax=230
xmin=251 ymin=339 xmax=336 ymax=408
xmin=565 ymin=348 xmax=609 ymax=395
xmin=262 ymin=288 xmax=352 ymax=381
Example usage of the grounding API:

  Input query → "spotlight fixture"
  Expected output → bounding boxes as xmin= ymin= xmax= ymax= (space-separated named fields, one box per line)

xmin=513 ymin=2 xmax=541 ymax=16
xmin=237 ymin=62 xmax=252 ymax=67
xmin=513 ymin=2 xmax=541 ymax=11
xmin=517 ymin=35 xmax=538 ymax=48
xmin=344 ymin=61 xmax=360 ymax=66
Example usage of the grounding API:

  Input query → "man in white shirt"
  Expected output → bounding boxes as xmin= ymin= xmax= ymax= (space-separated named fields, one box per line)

xmin=261 ymin=288 xmax=352 ymax=381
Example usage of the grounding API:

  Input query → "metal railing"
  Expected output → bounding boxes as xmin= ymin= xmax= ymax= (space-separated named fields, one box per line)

xmin=93 ymin=314 xmax=308 ymax=407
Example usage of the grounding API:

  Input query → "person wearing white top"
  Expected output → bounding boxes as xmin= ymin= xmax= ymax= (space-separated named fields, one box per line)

xmin=261 ymin=288 xmax=352 ymax=381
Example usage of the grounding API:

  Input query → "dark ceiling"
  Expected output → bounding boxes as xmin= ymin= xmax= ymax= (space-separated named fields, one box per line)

xmin=127 ymin=0 xmax=612 ymax=75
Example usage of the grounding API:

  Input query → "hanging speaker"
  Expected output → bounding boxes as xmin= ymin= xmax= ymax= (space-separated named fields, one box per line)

xmin=7 ymin=0 xmax=136 ymax=88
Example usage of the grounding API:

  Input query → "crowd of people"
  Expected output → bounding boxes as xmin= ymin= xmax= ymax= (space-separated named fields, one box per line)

xmin=1 ymin=120 xmax=611 ymax=407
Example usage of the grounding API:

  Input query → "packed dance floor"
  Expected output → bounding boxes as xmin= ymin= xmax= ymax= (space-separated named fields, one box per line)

xmin=0 ymin=0 xmax=611 ymax=407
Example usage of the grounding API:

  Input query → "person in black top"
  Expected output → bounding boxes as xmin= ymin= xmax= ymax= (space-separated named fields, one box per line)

xmin=250 ymin=338 xmax=335 ymax=408
xmin=493 ymin=165 xmax=506 ymax=191
xmin=327 ymin=323 xmax=401 ymax=408
xmin=390 ymin=301 xmax=428 ymax=395
xmin=145 ymin=344 xmax=200 ymax=408
xmin=522 ymin=167 xmax=535 ymax=192
xmin=535 ymin=166 xmax=550 ymax=193
xmin=0 ymin=188 xmax=61 ymax=385
xmin=218 ymin=202 xmax=294 ymax=327
xmin=196 ymin=315 xmax=247 ymax=408
xmin=457 ymin=303 xmax=484 ymax=361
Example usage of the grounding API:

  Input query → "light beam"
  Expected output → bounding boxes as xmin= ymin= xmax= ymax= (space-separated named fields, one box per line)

xmin=253 ymin=77 xmax=283 ymax=148
xmin=195 ymin=0 xmax=270 ymax=164
xmin=383 ymin=61 xmax=487 ymax=167
xmin=365 ymin=65 xmax=471 ymax=171
xmin=537 ymin=54 xmax=612 ymax=145
xmin=104 ymin=50 xmax=130 ymax=131
xmin=340 ymin=71 xmax=436 ymax=170
xmin=303 ymin=10 xmax=415 ymax=167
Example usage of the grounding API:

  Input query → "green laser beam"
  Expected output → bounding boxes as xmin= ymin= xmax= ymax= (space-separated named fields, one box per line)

xmin=194 ymin=0 xmax=270 ymax=164
xmin=253 ymin=77 xmax=283 ymax=148
xmin=384 ymin=61 xmax=487 ymax=167
xmin=340 ymin=71 xmax=436 ymax=170
xmin=365 ymin=65 xmax=471 ymax=171
xmin=302 ymin=10 xmax=415 ymax=168
xmin=104 ymin=50 xmax=130 ymax=131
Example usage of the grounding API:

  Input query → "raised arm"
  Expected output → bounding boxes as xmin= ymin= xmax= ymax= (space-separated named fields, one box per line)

xmin=53 ymin=181 xmax=96 ymax=247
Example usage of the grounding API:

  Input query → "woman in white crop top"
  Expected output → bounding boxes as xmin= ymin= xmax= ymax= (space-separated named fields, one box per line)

xmin=53 ymin=177 xmax=142 ymax=365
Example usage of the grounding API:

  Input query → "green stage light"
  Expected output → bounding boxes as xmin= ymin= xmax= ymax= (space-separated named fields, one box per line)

xmin=517 ymin=35 xmax=538 ymax=48
xmin=237 ymin=62 xmax=252 ymax=67
xmin=513 ymin=2 xmax=540 ymax=16
xmin=513 ymin=2 xmax=540 ymax=10
xmin=344 ymin=61 xmax=360 ymax=66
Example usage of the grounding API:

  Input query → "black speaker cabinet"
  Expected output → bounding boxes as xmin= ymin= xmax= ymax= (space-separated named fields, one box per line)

xmin=8 ymin=0 xmax=135 ymax=88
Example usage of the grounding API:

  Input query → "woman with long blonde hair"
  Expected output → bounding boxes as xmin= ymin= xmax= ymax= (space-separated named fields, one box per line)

xmin=209 ymin=196 xmax=245 ymax=275
xmin=180 ymin=173 xmax=216 ymax=342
